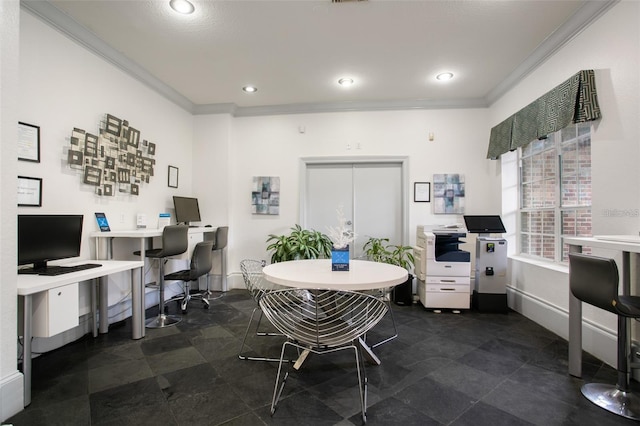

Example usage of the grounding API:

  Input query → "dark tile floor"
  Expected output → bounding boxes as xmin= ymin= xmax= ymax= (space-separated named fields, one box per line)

xmin=7 ymin=289 xmax=638 ymax=426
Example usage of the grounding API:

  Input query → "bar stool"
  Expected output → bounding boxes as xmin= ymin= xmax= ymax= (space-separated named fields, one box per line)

xmin=204 ymin=226 xmax=228 ymax=299
xmin=569 ymin=252 xmax=640 ymax=420
xmin=134 ymin=224 xmax=189 ymax=328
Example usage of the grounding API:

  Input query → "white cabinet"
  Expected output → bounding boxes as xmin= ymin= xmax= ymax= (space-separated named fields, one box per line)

xmin=32 ymin=283 xmax=79 ymax=337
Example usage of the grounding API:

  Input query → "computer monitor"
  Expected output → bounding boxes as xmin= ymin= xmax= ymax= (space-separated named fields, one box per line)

xmin=463 ymin=215 xmax=506 ymax=235
xmin=173 ymin=196 xmax=201 ymax=225
xmin=18 ymin=214 xmax=84 ymax=273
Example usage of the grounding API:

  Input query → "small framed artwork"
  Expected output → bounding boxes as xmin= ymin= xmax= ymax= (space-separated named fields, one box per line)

xmin=18 ymin=122 xmax=40 ymax=162
xmin=414 ymin=182 xmax=431 ymax=202
xmin=168 ymin=165 xmax=179 ymax=188
xmin=18 ymin=176 xmax=42 ymax=207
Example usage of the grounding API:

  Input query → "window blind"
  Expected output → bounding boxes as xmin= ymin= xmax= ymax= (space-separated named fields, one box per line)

xmin=487 ymin=69 xmax=601 ymax=159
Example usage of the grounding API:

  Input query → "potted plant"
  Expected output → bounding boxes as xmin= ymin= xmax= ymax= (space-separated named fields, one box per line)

xmin=266 ymin=224 xmax=333 ymax=263
xmin=363 ymin=237 xmax=415 ymax=305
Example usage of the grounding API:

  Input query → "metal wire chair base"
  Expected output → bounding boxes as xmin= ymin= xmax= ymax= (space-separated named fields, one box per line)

xmin=270 ymin=340 xmax=368 ymax=423
xmin=238 ymin=307 xmax=290 ymax=363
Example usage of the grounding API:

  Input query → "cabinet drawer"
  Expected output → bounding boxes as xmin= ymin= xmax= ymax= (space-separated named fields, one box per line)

xmin=32 ymin=283 xmax=79 ymax=337
xmin=418 ymin=281 xmax=470 ymax=309
xmin=425 ymin=276 xmax=469 ymax=287
xmin=426 ymin=261 xmax=470 ymax=277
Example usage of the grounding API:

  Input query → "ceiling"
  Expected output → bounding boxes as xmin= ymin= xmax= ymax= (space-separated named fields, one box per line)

xmin=23 ymin=0 xmax=616 ymax=116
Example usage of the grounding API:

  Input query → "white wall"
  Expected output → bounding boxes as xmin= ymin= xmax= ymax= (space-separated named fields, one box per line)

xmin=12 ymin=10 xmax=196 ymax=367
xmin=210 ymin=108 xmax=498 ymax=285
xmin=493 ymin=1 xmax=640 ymax=366
xmin=0 ymin=1 xmax=23 ymax=421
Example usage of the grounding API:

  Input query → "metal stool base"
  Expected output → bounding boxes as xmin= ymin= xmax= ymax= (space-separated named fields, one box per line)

xmin=581 ymin=383 xmax=640 ymax=420
xmin=146 ymin=314 xmax=181 ymax=329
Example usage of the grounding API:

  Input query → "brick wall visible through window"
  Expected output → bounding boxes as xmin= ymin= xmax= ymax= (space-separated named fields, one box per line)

xmin=519 ymin=123 xmax=591 ymax=262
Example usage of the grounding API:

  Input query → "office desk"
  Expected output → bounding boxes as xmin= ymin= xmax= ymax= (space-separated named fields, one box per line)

xmin=17 ymin=260 xmax=143 ymax=406
xmin=565 ymin=236 xmax=640 ymax=377
xmin=90 ymin=227 xmax=216 ymax=260
xmin=90 ymin=227 xmax=215 ymax=329
xmin=263 ymin=259 xmax=408 ymax=364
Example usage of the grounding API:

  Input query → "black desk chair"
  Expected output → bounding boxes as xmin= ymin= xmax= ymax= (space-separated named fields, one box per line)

xmin=569 ymin=252 xmax=640 ymax=420
xmin=134 ymin=224 xmax=189 ymax=328
xmin=204 ymin=226 xmax=229 ymax=299
xmin=165 ymin=241 xmax=214 ymax=313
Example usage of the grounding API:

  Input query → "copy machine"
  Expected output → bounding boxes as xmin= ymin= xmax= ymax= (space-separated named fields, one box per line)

xmin=414 ymin=225 xmax=471 ymax=311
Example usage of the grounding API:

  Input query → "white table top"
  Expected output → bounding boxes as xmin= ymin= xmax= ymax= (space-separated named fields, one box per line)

xmin=90 ymin=227 xmax=214 ymax=238
xmin=17 ymin=260 xmax=143 ymax=295
xmin=263 ymin=259 xmax=408 ymax=291
xmin=565 ymin=236 xmax=640 ymax=253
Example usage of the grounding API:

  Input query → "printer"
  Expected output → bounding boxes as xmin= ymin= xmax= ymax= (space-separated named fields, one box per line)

xmin=414 ymin=225 xmax=471 ymax=311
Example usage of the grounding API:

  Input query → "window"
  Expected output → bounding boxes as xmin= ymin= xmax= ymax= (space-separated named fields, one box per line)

xmin=519 ymin=123 xmax=591 ymax=262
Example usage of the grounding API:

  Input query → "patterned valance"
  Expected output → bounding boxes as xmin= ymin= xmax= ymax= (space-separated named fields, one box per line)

xmin=487 ymin=70 xmax=601 ymax=159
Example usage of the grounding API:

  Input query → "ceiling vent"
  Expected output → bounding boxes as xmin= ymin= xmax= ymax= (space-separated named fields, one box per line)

xmin=332 ymin=0 xmax=367 ymax=3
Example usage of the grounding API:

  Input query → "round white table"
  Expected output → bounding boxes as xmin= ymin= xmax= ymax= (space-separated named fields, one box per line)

xmin=262 ymin=258 xmax=408 ymax=366
xmin=263 ymin=258 xmax=408 ymax=291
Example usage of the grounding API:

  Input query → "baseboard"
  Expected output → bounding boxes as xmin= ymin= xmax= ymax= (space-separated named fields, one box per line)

xmin=0 ymin=371 xmax=24 ymax=422
xmin=507 ymin=285 xmax=617 ymax=368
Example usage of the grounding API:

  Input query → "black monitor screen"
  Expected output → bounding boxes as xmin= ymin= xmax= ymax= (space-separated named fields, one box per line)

xmin=463 ymin=215 xmax=506 ymax=234
xmin=18 ymin=214 xmax=84 ymax=270
xmin=173 ymin=196 xmax=201 ymax=224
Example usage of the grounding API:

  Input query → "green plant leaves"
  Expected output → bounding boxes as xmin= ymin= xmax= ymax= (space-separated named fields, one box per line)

xmin=362 ymin=237 xmax=414 ymax=271
xmin=266 ymin=225 xmax=333 ymax=263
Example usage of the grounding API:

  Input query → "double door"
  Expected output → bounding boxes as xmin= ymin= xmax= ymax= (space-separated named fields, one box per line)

xmin=303 ymin=161 xmax=405 ymax=259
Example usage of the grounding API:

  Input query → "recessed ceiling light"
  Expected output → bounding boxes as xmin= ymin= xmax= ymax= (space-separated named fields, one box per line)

xmin=338 ymin=78 xmax=354 ymax=87
xmin=436 ymin=72 xmax=454 ymax=81
xmin=169 ymin=0 xmax=195 ymax=14
xmin=243 ymin=85 xmax=258 ymax=93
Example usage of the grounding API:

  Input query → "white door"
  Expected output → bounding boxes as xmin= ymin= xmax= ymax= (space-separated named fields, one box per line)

xmin=303 ymin=161 xmax=404 ymax=259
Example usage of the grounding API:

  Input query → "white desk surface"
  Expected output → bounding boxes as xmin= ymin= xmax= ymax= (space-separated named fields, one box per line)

xmin=263 ymin=259 xmax=408 ymax=291
xmin=90 ymin=227 xmax=214 ymax=238
xmin=17 ymin=260 xmax=143 ymax=295
xmin=565 ymin=236 xmax=640 ymax=253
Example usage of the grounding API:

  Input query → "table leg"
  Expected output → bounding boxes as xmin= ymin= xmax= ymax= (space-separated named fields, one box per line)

xmin=568 ymin=244 xmax=582 ymax=377
xmin=99 ymin=276 xmax=109 ymax=334
xmin=91 ymin=279 xmax=98 ymax=337
xmin=22 ymin=295 xmax=32 ymax=406
xmin=131 ymin=267 xmax=145 ymax=339
xmin=358 ymin=337 xmax=381 ymax=365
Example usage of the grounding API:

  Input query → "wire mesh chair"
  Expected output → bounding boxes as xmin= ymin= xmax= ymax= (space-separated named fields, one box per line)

xmin=364 ymin=287 xmax=398 ymax=349
xmin=238 ymin=259 xmax=285 ymax=362
xmin=259 ymin=288 xmax=388 ymax=423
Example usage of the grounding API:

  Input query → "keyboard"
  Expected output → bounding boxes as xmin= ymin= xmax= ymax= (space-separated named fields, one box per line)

xmin=38 ymin=263 xmax=102 ymax=276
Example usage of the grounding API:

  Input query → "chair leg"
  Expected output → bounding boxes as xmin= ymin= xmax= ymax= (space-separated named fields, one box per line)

xmin=146 ymin=259 xmax=181 ymax=328
xmin=370 ymin=299 xmax=398 ymax=349
xmin=271 ymin=341 xmax=292 ymax=415
xmin=238 ymin=307 xmax=285 ymax=362
xmin=354 ymin=344 xmax=367 ymax=423
xmin=180 ymin=281 xmax=191 ymax=313
xmin=204 ymin=272 xmax=224 ymax=301
xmin=581 ymin=316 xmax=640 ymax=420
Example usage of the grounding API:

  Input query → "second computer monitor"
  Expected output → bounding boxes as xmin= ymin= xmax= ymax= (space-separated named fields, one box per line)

xmin=173 ymin=196 xmax=202 ymax=225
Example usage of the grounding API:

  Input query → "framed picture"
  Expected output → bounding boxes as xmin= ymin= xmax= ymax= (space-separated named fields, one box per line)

xmin=18 ymin=122 xmax=40 ymax=162
xmin=18 ymin=176 xmax=42 ymax=207
xmin=168 ymin=165 xmax=179 ymax=188
xmin=414 ymin=182 xmax=431 ymax=202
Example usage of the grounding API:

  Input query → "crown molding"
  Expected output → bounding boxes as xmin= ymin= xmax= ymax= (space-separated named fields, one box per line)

xmin=485 ymin=0 xmax=619 ymax=106
xmin=21 ymin=0 xmax=196 ymax=113
xmin=22 ymin=0 xmax=617 ymax=117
